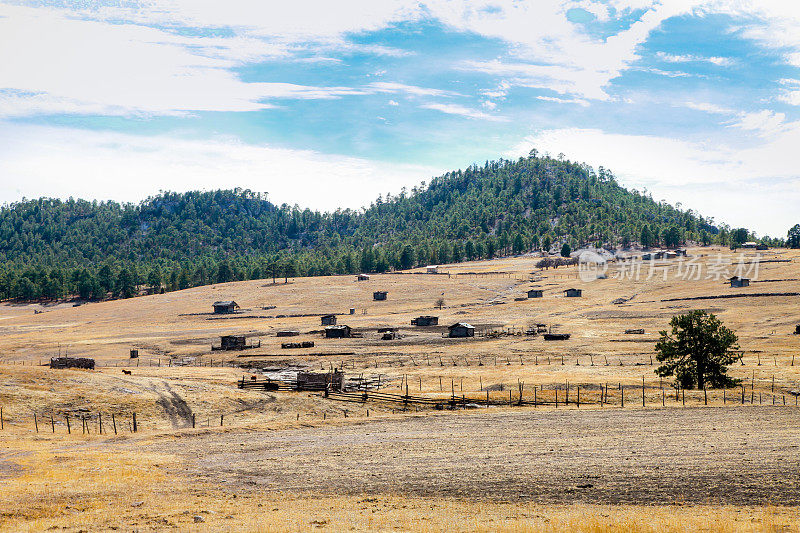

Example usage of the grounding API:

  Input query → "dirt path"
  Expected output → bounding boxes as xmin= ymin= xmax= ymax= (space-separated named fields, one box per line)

xmin=150 ymin=381 xmax=193 ymax=428
xmin=138 ymin=406 xmax=800 ymax=505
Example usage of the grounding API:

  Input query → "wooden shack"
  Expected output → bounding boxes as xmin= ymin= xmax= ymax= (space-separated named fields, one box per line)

xmin=218 ymin=335 xmax=246 ymax=350
xmin=564 ymin=288 xmax=582 ymax=297
xmin=448 ymin=323 xmax=475 ymax=338
xmin=325 ymin=325 xmax=352 ymax=338
xmin=795 ymin=325 xmax=800 ymax=335
xmin=276 ymin=330 xmax=300 ymax=337
xmin=357 ymin=274 xmax=370 ymax=281
xmin=297 ymin=370 xmax=343 ymax=392
xmin=373 ymin=291 xmax=388 ymax=301
xmin=730 ymin=276 xmax=750 ymax=288
xmin=426 ymin=265 xmax=439 ymax=274
xmin=212 ymin=300 xmax=239 ymax=314
xmin=129 ymin=349 xmax=139 ymax=358
xmin=321 ymin=314 xmax=337 ymax=326
xmin=527 ymin=289 xmax=544 ymax=298
xmin=411 ymin=315 xmax=439 ymax=326
xmin=50 ymin=357 xmax=95 ymax=370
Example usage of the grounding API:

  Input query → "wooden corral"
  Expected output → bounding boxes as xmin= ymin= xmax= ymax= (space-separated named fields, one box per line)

xmin=298 ymin=370 xmax=343 ymax=391
xmin=50 ymin=357 xmax=95 ymax=370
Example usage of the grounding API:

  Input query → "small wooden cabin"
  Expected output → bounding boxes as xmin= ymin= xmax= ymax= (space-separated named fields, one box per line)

xmin=527 ymin=289 xmax=544 ymax=298
xmin=564 ymin=288 xmax=582 ymax=297
xmin=213 ymin=301 xmax=239 ymax=314
xmin=730 ymin=276 xmax=750 ymax=288
xmin=426 ymin=265 xmax=439 ymax=274
xmin=378 ymin=327 xmax=397 ymax=340
xmin=795 ymin=325 xmax=800 ymax=335
xmin=321 ymin=314 xmax=337 ymax=326
xmin=543 ymin=333 xmax=571 ymax=341
xmin=448 ymin=323 xmax=475 ymax=338
xmin=276 ymin=330 xmax=300 ymax=337
xmin=325 ymin=325 xmax=352 ymax=338
xmin=357 ymin=274 xmax=371 ymax=281
xmin=373 ymin=291 xmax=388 ymax=301
xmin=219 ymin=335 xmax=246 ymax=350
xmin=411 ymin=315 xmax=439 ymax=326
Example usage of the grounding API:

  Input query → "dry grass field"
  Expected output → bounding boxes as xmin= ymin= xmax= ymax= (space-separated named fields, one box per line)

xmin=1 ymin=246 xmax=799 ymax=531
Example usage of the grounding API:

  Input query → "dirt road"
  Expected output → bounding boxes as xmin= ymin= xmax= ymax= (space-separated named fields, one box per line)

xmin=141 ymin=406 xmax=800 ymax=505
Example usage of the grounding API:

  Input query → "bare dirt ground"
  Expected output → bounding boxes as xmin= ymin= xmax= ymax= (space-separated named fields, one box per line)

xmin=138 ymin=406 xmax=800 ymax=506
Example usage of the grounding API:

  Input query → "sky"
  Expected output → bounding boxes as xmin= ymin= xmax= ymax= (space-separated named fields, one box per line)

xmin=1 ymin=1 xmax=800 ymax=238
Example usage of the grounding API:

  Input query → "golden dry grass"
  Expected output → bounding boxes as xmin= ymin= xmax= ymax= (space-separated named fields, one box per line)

xmin=0 ymin=247 xmax=799 ymax=531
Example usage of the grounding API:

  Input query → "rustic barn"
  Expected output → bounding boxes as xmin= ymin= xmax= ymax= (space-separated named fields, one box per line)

xmin=129 ymin=349 xmax=139 ymax=358
xmin=527 ymin=289 xmax=544 ymax=298
xmin=212 ymin=300 xmax=239 ymax=314
xmin=742 ymin=241 xmax=758 ymax=249
xmin=357 ymin=274 xmax=371 ymax=281
xmin=448 ymin=323 xmax=475 ymax=338
xmin=373 ymin=291 xmax=388 ymax=301
xmin=426 ymin=265 xmax=439 ymax=274
xmin=297 ymin=370 xmax=343 ymax=391
xmin=676 ymin=249 xmax=688 ymax=257
xmin=276 ymin=330 xmax=300 ymax=337
xmin=756 ymin=244 xmax=768 ymax=251
xmin=325 ymin=325 xmax=352 ymax=338
xmin=411 ymin=315 xmax=439 ymax=326
xmin=564 ymin=288 xmax=583 ymax=297
xmin=730 ymin=276 xmax=750 ymax=288
xmin=321 ymin=314 xmax=337 ymax=326
xmin=50 ymin=357 xmax=95 ymax=370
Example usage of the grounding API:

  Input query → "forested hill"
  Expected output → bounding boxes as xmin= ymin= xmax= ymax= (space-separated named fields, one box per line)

xmin=0 ymin=152 xmax=759 ymax=301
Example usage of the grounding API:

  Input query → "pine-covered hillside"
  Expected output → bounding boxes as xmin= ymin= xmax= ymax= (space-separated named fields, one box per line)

xmin=0 ymin=152 xmax=765 ymax=301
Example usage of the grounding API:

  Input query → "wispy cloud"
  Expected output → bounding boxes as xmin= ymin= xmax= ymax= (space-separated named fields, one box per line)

xmin=656 ymin=51 xmax=735 ymax=66
xmin=420 ymin=103 xmax=508 ymax=121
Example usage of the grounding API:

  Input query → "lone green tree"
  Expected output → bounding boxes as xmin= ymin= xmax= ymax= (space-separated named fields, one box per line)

xmin=655 ymin=310 xmax=740 ymax=389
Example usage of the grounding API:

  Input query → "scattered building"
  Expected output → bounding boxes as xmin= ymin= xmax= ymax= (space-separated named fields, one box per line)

xmin=321 ymin=314 xmax=337 ymax=326
xmin=411 ymin=315 xmax=439 ymax=326
xmin=527 ymin=289 xmax=544 ymax=298
xmin=129 ymin=349 xmax=139 ymax=359
xmin=276 ymin=330 xmax=300 ymax=337
xmin=543 ymin=333 xmax=571 ymax=341
xmin=281 ymin=341 xmax=315 ymax=349
xmin=297 ymin=370 xmax=343 ymax=392
xmin=564 ymin=288 xmax=583 ymax=298
xmin=373 ymin=291 xmax=388 ymax=301
xmin=378 ymin=327 xmax=398 ymax=340
xmin=216 ymin=335 xmax=246 ymax=351
xmin=426 ymin=265 xmax=439 ymax=274
xmin=795 ymin=325 xmax=800 ymax=335
xmin=357 ymin=274 xmax=371 ymax=281
xmin=756 ymin=244 xmax=769 ymax=251
xmin=448 ymin=323 xmax=475 ymax=338
xmin=625 ymin=329 xmax=645 ymax=334
xmin=730 ymin=276 xmax=750 ymax=288
xmin=50 ymin=357 xmax=95 ymax=370
xmin=742 ymin=242 xmax=758 ymax=249
xmin=325 ymin=325 xmax=352 ymax=338
xmin=676 ymin=249 xmax=688 ymax=257
xmin=212 ymin=300 xmax=239 ymax=314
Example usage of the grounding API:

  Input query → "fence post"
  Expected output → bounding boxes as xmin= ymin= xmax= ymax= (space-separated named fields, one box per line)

xmin=704 ymin=386 xmax=707 ymax=406
xmin=577 ymin=386 xmax=580 ymax=408
xmin=192 ymin=414 xmax=195 ymax=428
xmin=642 ymin=377 xmax=645 ymax=407
xmin=112 ymin=413 xmax=117 ymax=435
xmin=1 ymin=406 xmax=3 ymax=430
xmin=621 ymin=386 xmax=624 ymax=407
xmin=132 ymin=412 xmax=137 ymax=433
xmin=50 ymin=414 xmax=55 ymax=433
xmin=99 ymin=413 xmax=103 ymax=434
xmin=66 ymin=414 xmax=70 ymax=434
xmin=34 ymin=412 xmax=38 ymax=433
xmin=220 ymin=414 xmax=224 ymax=426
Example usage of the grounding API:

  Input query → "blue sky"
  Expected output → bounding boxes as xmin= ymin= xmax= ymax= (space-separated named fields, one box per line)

xmin=1 ymin=1 xmax=800 ymax=237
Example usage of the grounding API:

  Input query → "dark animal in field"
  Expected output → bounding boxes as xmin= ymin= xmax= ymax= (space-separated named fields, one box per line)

xmin=122 ymin=369 xmax=132 ymax=375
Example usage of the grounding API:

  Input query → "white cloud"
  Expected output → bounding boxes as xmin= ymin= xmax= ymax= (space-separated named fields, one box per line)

xmin=656 ymin=52 xmax=735 ymax=66
xmin=507 ymin=126 xmax=800 ymax=236
xmin=366 ymin=82 xmax=458 ymax=97
xmin=731 ymin=110 xmax=786 ymax=136
xmin=388 ymin=100 xmax=400 ymax=106
xmin=536 ymin=95 xmax=590 ymax=106
xmin=0 ymin=124 xmax=440 ymax=213
xmin=420 ymin=102 xmax=508 ymax=121
xmin=683 ymin=102 xmax=735 ymax=114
